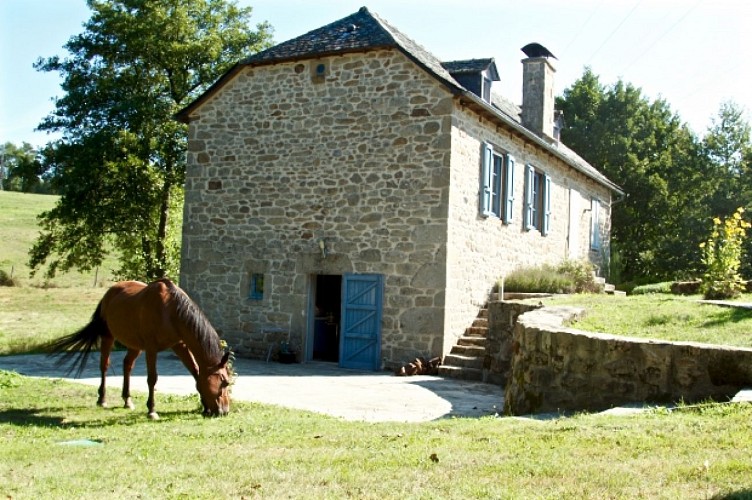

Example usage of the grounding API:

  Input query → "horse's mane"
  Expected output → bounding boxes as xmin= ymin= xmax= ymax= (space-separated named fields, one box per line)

xmin=161 ymin=279 xmax=223 ymax=362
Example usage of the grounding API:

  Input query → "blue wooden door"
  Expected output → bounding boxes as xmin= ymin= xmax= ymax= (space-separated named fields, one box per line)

xmin=339 ymin=274 xmax=383 ymax=370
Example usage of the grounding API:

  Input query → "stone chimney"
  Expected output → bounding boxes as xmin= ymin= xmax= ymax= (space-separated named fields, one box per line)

xmin=520 ymin=43 xmax=557 ymax=141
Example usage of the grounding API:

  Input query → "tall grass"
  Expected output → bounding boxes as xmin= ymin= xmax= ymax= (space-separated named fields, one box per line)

xmin=501 ymin=260 xmax=600 ymax=294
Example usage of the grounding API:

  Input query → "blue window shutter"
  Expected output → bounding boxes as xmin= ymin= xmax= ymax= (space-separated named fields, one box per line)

xmin=542 ymin=174 xmax=551 ymax=236
xmin=503 ymin=155 xmax=515 ymax=224
xmin=591 ymin=198 xmax=601 ymax=249
xmin=480 ymin=143 xmax=492 ymax=217
xmin=524 ymin=165 xmax=534 ymax=230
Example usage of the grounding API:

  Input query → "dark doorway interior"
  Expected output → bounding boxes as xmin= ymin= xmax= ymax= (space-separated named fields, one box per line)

xmin=313 ymin=274 xmax=342 ymax=362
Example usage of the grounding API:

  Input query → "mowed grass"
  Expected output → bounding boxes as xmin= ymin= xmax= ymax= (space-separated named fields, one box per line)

xmin=2 ymin=370 xmax=752 ymax=499
xmin=540 ymin=293 xmax=752 ymax=348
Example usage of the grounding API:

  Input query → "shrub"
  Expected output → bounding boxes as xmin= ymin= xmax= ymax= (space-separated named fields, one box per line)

xmin=670 ymin=280 xmax=702 ymax=295
xmin=700 ymin=208 xmax=750 ymax=300
xmin=0 ymin=269 xmax=19 ymax=287
xmin=500 ymin=260 xmax=598 ymax=294
xmin=556 ymin=259 xmax=601 ymax=294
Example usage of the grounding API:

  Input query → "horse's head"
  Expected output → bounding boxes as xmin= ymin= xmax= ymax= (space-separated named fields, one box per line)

xmin=197 ymin=351 xmax=232 ymax=417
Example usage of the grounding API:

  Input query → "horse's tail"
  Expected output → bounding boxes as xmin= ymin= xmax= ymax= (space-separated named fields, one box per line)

xmin=45 ymin=302 xmax=107 ymax=378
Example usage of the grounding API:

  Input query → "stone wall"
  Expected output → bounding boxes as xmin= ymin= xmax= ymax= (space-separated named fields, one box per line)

xmin=504 ymin=305 xmax=752 ymax=415
xmin=485 ymin=301 xmax=542 ymax=385
xmin=180 ymin=49 xmax=454 ymax=364
xmin=179 ymin=44 xmax=616 ymax=367
xmin=442 ymin=106 xmax=612 ymax=353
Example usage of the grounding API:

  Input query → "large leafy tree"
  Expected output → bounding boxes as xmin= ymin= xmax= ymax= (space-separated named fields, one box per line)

xmin=704 ymin=101 xmax=752 ymax=216
xmin=30 ymin=0 xmax=272 ymax=280
xmin=557 ymin=68 xmax=710 ymax=282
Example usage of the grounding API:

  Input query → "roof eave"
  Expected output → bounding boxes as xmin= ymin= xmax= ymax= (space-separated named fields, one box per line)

xmin=457 ymin=91 xmax=624 ymax=195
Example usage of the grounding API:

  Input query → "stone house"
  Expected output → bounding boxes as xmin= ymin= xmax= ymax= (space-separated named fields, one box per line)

xmin=175 ymin=7 xmax=622 ymax=370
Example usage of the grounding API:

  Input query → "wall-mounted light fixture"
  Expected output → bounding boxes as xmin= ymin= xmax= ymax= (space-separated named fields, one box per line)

xmin=318 ymin=238 xmax=327 ymax=258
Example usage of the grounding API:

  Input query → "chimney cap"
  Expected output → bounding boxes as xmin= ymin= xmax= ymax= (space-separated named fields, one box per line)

xmin=521 ymin=43 xmax=557 ymax=60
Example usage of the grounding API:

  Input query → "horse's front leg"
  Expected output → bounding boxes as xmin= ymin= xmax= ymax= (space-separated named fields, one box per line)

xmin=97 ymin=335 xmax=114 ymax=407
xmin=121 ymin=348 xmax=141 ymax=409
xmin=171 ymin=342 xmax=205 ymax=413
xmin=145 ymin=350 xmax=160 ymax=420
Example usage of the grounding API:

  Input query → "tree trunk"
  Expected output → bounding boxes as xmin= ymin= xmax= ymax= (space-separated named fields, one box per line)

xmin=153 ymin=159 xmax=174 ymax=280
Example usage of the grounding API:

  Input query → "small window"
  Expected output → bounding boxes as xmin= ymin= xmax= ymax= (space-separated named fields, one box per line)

xmin=524 ymin=165 xmax=551 ymax=235
xmin=480 ymin=143 xmax=515 ymax=223
xmin=249 ymin=273 xmax=264 ymax=300
xmin=590 ymin=198 xmax=601 ymax=250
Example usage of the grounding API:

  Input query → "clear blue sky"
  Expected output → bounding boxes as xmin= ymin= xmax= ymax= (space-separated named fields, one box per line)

xmin=2 ymin=0 xmax=750 ymax=148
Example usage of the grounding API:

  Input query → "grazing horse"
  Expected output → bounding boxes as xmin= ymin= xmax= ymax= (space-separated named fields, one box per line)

xmin=47 ymin=278 xmax=231 ymax=419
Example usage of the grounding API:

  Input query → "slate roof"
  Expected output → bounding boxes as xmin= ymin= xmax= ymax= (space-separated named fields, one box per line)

xmin=176 ymin=6 xmax=622 ymax=194
xmin=239 ymin=7 xmax=465 ymax=94
xmin=442 ymin=58 xmax=499 ymax=80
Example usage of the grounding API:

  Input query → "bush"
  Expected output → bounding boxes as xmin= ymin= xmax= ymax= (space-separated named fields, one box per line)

xmin=500 ymin=260 xmax=599 ymax=294
xmin=700 ymin=208 xmax=750 ymax=300
xmin=630 ymin=282 xmax=673 ymax=295
xmin=0 ymin=269 xmax=19 ymax=287
xmin=670 ymin=280 xmax=702 ymax=295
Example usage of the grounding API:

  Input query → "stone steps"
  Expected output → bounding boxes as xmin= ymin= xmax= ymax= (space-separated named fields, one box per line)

xmin=439 ymin=306 xmax=489 ymax=382
xmin=458 ymin=335 xmax=486 ymax=347
xmin=437 ymin=364 xmax=483 ymax=381
xmin=443 ymin=353 xmax=484 ymax=369
xmin=450 ymin=344 xmax=485 ymax=356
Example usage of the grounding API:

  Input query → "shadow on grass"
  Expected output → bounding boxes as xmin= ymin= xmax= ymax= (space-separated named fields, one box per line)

xmin=712 ymin=490 xmax=752 ymax=500
xmin=701 ymin=307 xmax=752 ymax=328
xmin=0 ymin=404 xmax=205 ymax=429
xmin=0 ymin=408 xmax=73 ymax=427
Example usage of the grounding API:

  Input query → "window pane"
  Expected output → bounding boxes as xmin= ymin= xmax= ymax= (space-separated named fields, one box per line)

xmin=250 ymin=273 xmax=264 ymax=300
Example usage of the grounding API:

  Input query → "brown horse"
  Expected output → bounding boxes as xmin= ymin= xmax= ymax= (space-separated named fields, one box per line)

xmin=47 ymin=278 xmax=231 ymax=419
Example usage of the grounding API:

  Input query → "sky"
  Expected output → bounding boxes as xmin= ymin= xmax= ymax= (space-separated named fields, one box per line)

xmin=1 ymin=0 xmax=751 ymax=149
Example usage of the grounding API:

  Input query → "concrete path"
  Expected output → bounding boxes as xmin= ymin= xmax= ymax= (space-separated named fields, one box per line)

xmin=0 ymin=352 xmax=503 ymax=422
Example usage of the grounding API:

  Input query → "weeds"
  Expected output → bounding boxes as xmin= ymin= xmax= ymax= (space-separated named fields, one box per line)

xmin=501 ymin=260 xmax=600 ymax=294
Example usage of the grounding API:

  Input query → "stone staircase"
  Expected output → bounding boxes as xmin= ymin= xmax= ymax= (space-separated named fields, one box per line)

xmin=594 ymin=275 xmax=626 ymax=296
xmin=438 ymin=306 xmax=488 ymax=382
xmin=439 ymin=274 xmax=625 ymax=383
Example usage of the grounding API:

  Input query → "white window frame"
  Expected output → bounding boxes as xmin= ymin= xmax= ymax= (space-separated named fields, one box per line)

xmin=481 ymin=143 xmax=515 ymax=224
xmin=525 ymin=165 xmax=551 ymax=235
xmin=590 ymin=198 xmax=601 ymax=250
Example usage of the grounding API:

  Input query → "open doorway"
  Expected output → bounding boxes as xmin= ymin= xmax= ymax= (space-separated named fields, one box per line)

xmin=312 ymin=274 xmax=342 ymax=362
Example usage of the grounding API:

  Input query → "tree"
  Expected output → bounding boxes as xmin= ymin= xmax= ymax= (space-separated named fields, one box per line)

xmin=30 ymin=0 xmax=272 ymax=280
xmin=0 ymin=142 xmax=50 ymax=193
xmin=703 ymin=101 xmax=752 ymax=276
xmin=557 ymin=69 xmax=710 ymax=283
xmin=704 ymin=101 xmax=752 ymax=216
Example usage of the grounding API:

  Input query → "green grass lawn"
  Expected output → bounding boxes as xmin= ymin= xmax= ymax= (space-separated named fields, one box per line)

xmin=540 ymin=293 xmax=752 ymax=348
xmin=2 ymin=370 xmax=752 ymax=498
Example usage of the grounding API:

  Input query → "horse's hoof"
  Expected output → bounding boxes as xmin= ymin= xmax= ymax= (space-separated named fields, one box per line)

xmin=148 ymin=412 xmax=160 ymax=420
xmin=97 ymin=401 xmax=108 ymax=408
xmin=124 ymin=399 xmax=135 ymax=410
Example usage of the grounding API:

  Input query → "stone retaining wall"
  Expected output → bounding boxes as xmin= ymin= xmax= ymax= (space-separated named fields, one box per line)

xmin=502 ymin=304 xmax=752 ymax=415
xmin=485 ymin=301 xmax=541 ymax=385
